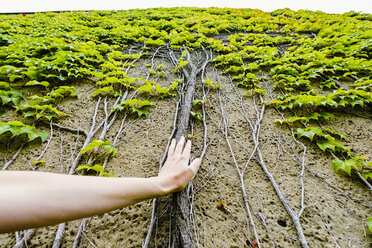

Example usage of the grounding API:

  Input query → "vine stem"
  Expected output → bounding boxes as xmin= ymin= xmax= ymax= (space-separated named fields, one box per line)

xmin=2 ymin=144 xmax=24 ymax=171
xmin=51 ymin=97 xmax=102 ymax=248
xmin=251 ymin=95 xmax=309 ymax=248
xmin=51 ymin=123 xmax=88 ymax=136
xmin=72 ymin=219 xmax=88 ymax=248
xmin=226 ymin=79 xmax=309 ymax=248
xmin=142 ymin=98 xmax=181 ymax=248
xmin=71 ymin=91 xmax=131 ymax=247
xmin=35 ymin=121 xmax=54 ymax=161
xmin=217 ymin=90 xmax=261 ymax=247
xmin=52 ymin=223 xmax=65 ymax=248
xmin=13 ymin=229 xmax=35 ymax=248
xmin=330 ymin=152 xmax=372 ymax=193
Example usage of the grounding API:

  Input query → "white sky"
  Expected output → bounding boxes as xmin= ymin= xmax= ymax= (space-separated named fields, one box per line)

xmin=0 ymin=0 xmax=371 ymax=14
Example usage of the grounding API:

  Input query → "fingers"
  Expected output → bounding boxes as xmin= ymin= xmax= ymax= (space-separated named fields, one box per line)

xmin=182 ymin=140 xmax=191 ymax=159
xmin=168 ymin=139 xmax=176 ymax=157
xmin=189 ymin=158 xmax=201 ymax=175
xmin=174 ymin=136 xmax=185 ymax=156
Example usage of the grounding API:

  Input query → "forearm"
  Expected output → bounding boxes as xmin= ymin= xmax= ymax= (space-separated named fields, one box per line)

xmin=0 ymin=137 xmax=201 ymax=234
xmin=0 ymin=171 xmax=167 ymax=233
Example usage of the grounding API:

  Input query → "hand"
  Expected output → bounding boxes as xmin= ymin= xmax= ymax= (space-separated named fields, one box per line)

xmin=157 ymin=136 xmax=201 ymax=193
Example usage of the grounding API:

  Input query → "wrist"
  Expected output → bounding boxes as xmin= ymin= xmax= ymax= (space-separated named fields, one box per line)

xmin=149 ymin=176 xmax=175 ymax=196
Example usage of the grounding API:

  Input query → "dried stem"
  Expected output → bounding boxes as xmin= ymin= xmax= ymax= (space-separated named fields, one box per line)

xmin=217 ymin=90 xmax=261 ymax=247
xmin=2 ymin=144 xmax=24 ymax=170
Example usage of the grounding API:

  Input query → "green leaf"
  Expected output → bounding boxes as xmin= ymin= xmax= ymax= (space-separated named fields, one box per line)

xmin=288 ymin=116 xmax=305 ymax=123
xmin=138 ymin=83 xmax=153 ymax=93
xmin=101 ymin=141 xmax=117 ymax=156
xmin=81 ymin=140 xmax=102 ymax=154
xmin=324 ymin=128 xmax=347 ymax=141
xmin=80 ymin=140 xmax=116 ymax=157
xmin=77 ymin=164 xmax=118 ymax=177
xmin=332 ymin=159 xmax=354 ymax=176
xmin=192 ymin=98 xmax=207 ymax=106
xmin=0 ymin=124 xmax=11 ymax=135
xmin=0 ymin=81 xmax=10 ymax=89
xmin=332 ymin=156 xmax=366 ymax=176
xmin=0 ymin=121 xmax=47 ymax=144
xmin=25 ymin=80 xmax=49 ymax=88
xmin=32 ymin=160 xmax=45 ymax=166
xmin=361 ymin=172 xmax=372 ymax=181
xmin=132 ymin=108 xmax=149 ymax=117
xmin=169 ymin=81 xmax=179 ymax=90
xmin=92 ymin=86 xmax=114 ymax=97
xmin=179 ymin=60 xmax=189 ymax=66
xmin=124 ymin=99 xmax=138 ymax=106
xmin=317 ymin=135 xmax=350 ymax=155
xmin=190 ymin=111 xmax=202 ymax=120
xmin=318 ymin=112 xmax=335 ymax=120
xmin=368 ymin=217 xmax=372 ymax=233
xmin=295 ymin=127 xmax=324 ymax=141
xmin=24 ymin=70 xmax=41 ymax=80
xmin=137 ymin=100 xmax=154 ymax=108
xmin=37 ymin=131 xmax=48 ymax=143
xmin=274 ymin=119 xmax=287 ymax=125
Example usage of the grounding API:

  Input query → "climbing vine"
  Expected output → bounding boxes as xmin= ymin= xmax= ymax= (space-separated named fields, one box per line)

xmin=0 ymin=7 xmax=371 ymax=248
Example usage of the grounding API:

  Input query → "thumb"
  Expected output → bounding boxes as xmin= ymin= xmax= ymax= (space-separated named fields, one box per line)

xmin=189 ymin=158 xmax=201 ymax=175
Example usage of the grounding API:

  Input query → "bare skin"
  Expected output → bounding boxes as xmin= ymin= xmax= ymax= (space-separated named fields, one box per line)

xmin=0 ymin=136 xmax=201 ymax=234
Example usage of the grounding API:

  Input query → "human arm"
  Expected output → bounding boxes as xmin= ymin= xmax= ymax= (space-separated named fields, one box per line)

xmin=0 ymin=136 xmax=201 ymax=233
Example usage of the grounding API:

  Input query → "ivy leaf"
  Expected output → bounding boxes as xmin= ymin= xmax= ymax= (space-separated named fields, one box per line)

xmin=0 ymin=121 xmax=47 ymax=144
xmin=295 ymin=127 xmax=324 ymax=141
xmin=361 ymin=172 xmax=372 ymax=181
xmin=77 ymin=164 xmax=118 ymax=177
xmin=319 ymin=112 xmax=335 ymax=120
xmin=124 ymin=99 xmax=138 ymax=106
xmin=138 ymin=83 xmax=153 ymax=93
xmin=192 ymin=98 xmax=207 ymax=106
xmin=92 ymin=86 xmax=114 ymax=97
xmin=324 ymin=128 xmax=347 ymax=141
xmin=132 ymin=107 xmax=149 ymax=117
xmin=101 ymin=142 xmax=117 ymax=157
xmin=77 ymin=164 xmax=104 ymax=174
xmin=169 ymin=81 xmax=179 ymax=90
xmin=24 ymin=70 xmax=41 ymax=80
xmin=37 ymin=131 xmax=48 ymax=143
xmin=288 ymin=116 xmax=305 ymax=123
xmin=0 ymin=81 xmax=10 ymax=89
xmin=332 ymin=159 xmax=352 ymax=176
xmin=137 ymin=100 xmax=154 ymax=108
xmin=332 ymin=156 xmax=367 ymax=176
xmin=350 ymin=99 xmax=364 ymax=107
xmin=0 ymin=124 xmax=11 ymax=135
xmin=25 ymin=80 xmax=49 ymax=88
xmin=80 ymin=140 xmax=104 ymax=154
xmin=316 ymin=139 xmax=334 ymax=152
xmin=274 ymin=119 xmax=287 ymax=124
xmin=317 ymin=135 xmax=351 ymax=156
xmin=80 ymin=140 xmax=116 ymax=157
xmin=32 ymin=160 xmax=45 ymax=166
xmin=190 ymin=111 xmax=202 ymax=120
